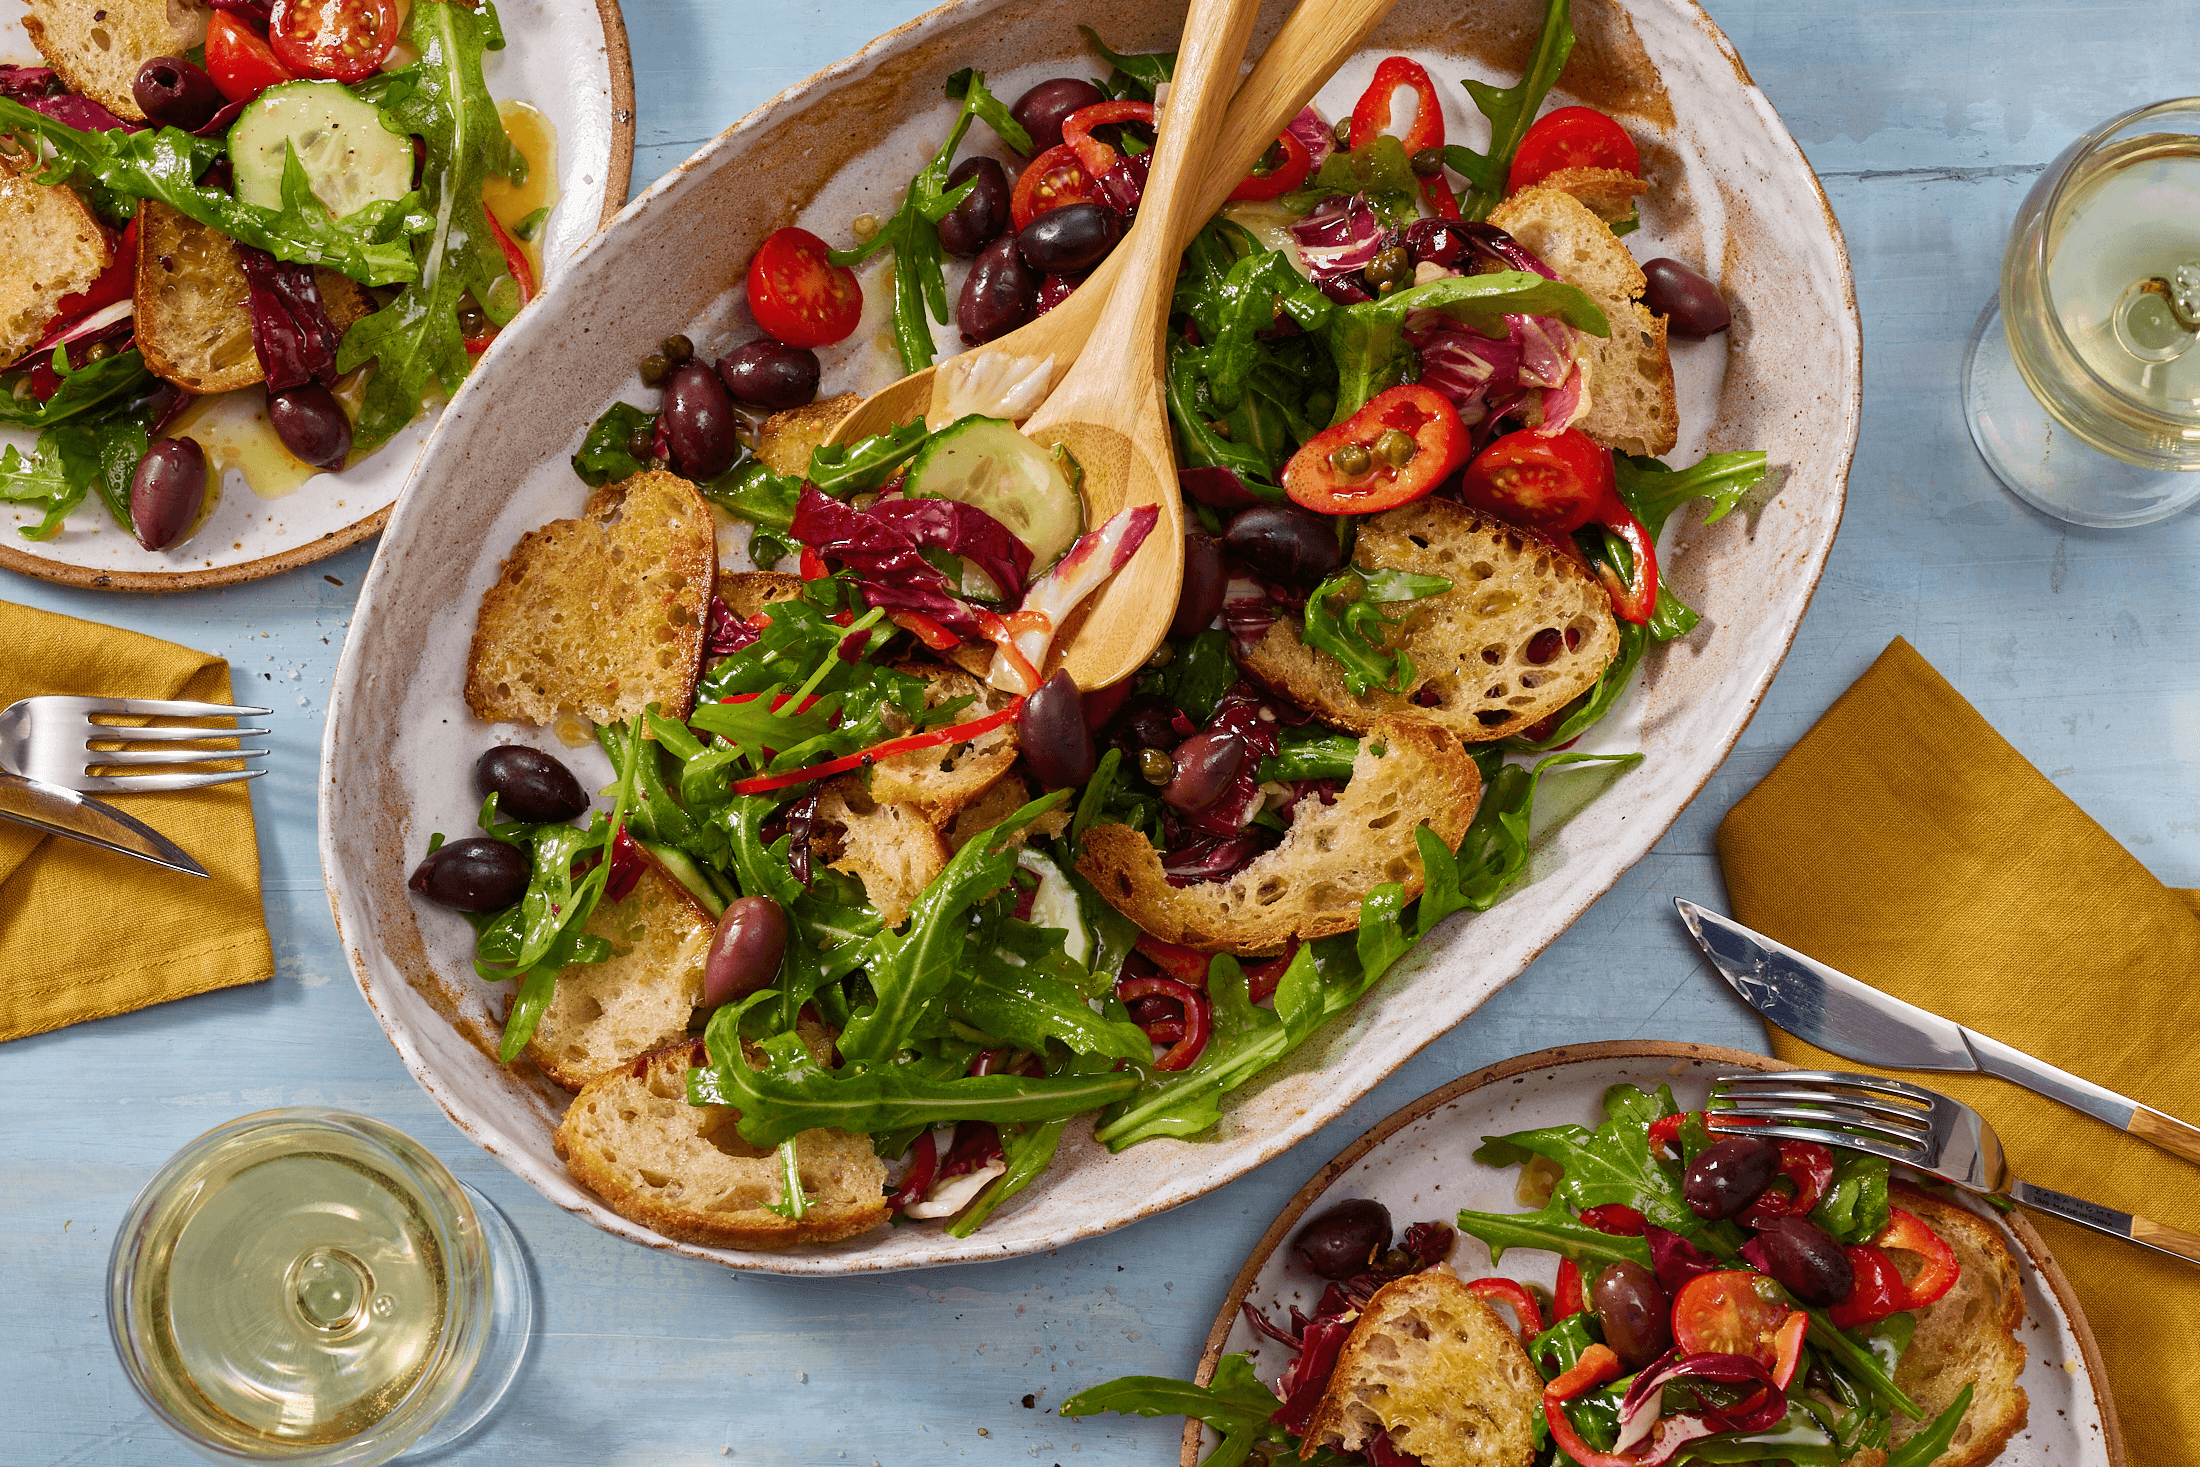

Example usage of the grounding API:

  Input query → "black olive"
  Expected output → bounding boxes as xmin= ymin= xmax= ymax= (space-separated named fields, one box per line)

xmin=704 ymin=896 xmax=789 ymax=1006
xmin=936 ymin=156 xmax=1011 ymax=258
xmin=717 ymin=338 xmax=821 ymax=410
xmin=956 ymin=233 xmax=1037 ymax=345
xmin=1010 ymin=77 xmax=1106 ymax=155
xmin=663 ymin=361 xmax=740 ymax=479
xmin=1752 ymin=1214 xmax=1856 ymax=1305
xmin=132 ymin=56 xmax=224 ymax=132
xmin=1592 ymin=1262 xmax=1672 ymax=1367
xmin=129 ymin=437 xmax=207 ymax=551
xmin=475 ymin=745 xmax=590 ymax=823
xmin=1292 ymin=1199 xmax=1392 ymax=1279
xmin=1221 ymin=503 xmax=1345 ymax=585
xmin=1641 ymin=257 xmax=1732 ymax=339
xmin=409 ymin=837 xmax=530 ymax=912
xmin=1161 ymin=728 xmax=1245 ymax=813
xmin=1016 ymin=668 xmax=1096 ymax=790
xmin=1017 ymin=203 xmax=1122 ymax=275
xmin=1172 ymin=532 xmax=1226 ymax=640
xmin=267 ymin=384 xmax=352 ymax=471
xmin=1682 ymin=1135 xmax=1782 ymax=1219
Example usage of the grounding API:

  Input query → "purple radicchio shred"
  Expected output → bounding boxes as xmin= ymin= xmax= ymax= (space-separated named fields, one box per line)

xmin=1178 ymin=464 xmax=1264 ymax=510
xmin=1285 ymin=104 xmax=1335 ymax=172
xmin=868 ymin=494 xmax=1032 ymax=602
xmin=193 ymin=98 xmax=251 ymax=139
xmin=1222 ymin=572 xmax=1280 ymax=648
xmin=785 ymin=792 xmax=818 ymax=885
xmin=788 ymin=487 xmax=985 ymax=637
xmin=704 ymin=594 xmax=760 ymax=657
xmin=1646 ymin=1225 xmax=1726 ymax=1294
xmin=1290 ymin=196 xmax=1386 ymax=303
xmin=234 ymin=244 xmax=344 ymax=391
xmin=938 ymin=1119 xmax=1005 ymax=1179
xmin=1401 ymin=1220 xmax=1456 ymax=1267
xmin=0 ymin=65 xmax=138 ymax=131
xmin=1272 ymin=778 xmax=1340 ymax=825
xmin=1171 ymin=684 xmax=1285 ymax=838
xmin=1034 ymin=271 xmax=1083 ymax=316
xmin=1160 ymin=828 xmax=1273 ymax=887
xmin=61 ymin=318 xmax=134 ymax=370
xmin=146 ymin=382 xmax=194 ymax=438
xmin=1093 ymin=147 xmax=1148 ymax=216
xmin=1268 ymin=1282 xmax=1362 ymax=1435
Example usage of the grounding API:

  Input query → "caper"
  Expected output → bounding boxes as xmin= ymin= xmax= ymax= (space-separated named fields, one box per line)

xmin=626 ymin=426 xmax=654 ymax=459
xmin=83 ymin=340 xmax=111 ymax=363
xmin=1330 ymin=441 xmax=1373 ymax=478
xmin=1375 ymin=429 xmax=1418 ymax=468
xmin=1144 ymin=642 xmax=1174 ymax=670
xmin=1332 ymin=118 xmax=1354 ymax=149
xmin=458 ymin=300 xmax=488 ymax=337
xmin=1363 ymin=245 xmax=1411 ymax=295
xmin=661 ymin=334 xmax=694 ymax=365
xmin=640 ymin=352 xmax=671 ymax=387
xmin=1137 ymin=746 xmax=1176 ymax=786
xmin=1411 ymin=147 xmax=1445 ymax=178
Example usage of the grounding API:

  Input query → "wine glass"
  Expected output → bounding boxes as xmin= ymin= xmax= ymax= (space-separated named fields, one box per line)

xmin=107 ymin=1109 xmax=534 ymax=1466
xmin=1964 ymin=98 xmax=2200 ymax=527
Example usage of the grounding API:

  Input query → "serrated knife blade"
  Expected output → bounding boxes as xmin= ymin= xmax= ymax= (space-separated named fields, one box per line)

xmin=0 ymin=769 xmax=208 ymax=878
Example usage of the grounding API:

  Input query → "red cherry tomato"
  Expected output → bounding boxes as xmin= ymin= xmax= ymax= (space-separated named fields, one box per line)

xmin=746 ymin=227 xmax=862 ymax=350
xmin=1828 ymin=1244 xmax=1910 ymax=1329
xmin=1670 ymin=1270 xmax=1792 ymax=1367
xmin=1283 ymin=385 xmax=1470 ymax=516
xmin=1460 ymin=428 xmax=1659 ymax=624
xmin=205 ymin=12 xmax=300 ymax=105
xmin=1010 ymin=143 xmax=1104 ymax=231
xmin=269 ymin=0 xmax=399 ymax=84
xmin=1348 ymin=55 xmax=1458 ymax=217
xmin=1735 ymin=1141 xmax=1838 ymax=1229
xmin=1228 ymin=129 xmax=1313 ymax=203
xmin=1509 ymin=106 xmax=1642 ymax=194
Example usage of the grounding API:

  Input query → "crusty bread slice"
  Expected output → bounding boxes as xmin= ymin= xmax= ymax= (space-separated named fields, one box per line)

xmin=1881 ymin=1188 xmax=2029 ymax=1467
xmin=555 ymin=1038 xmax=890 ymax=1249
xmin=525 ymin=863 xmax=716 ymax=1091
xmin=466 ymin=469 xmax=715 ymax=726
xmin=1489 ymin=183 xmax=1676 ymax=457
xmin=716 ymin=568 xmax=804 ymax=617
xmin=1239 ymin=498 xmax=1619 ymax=745
xmin=868 ymin=663 xmax=1018 ymax=823
xmin=1534 ymin=166 xmax=1650 ymax=226
xmin=0 ymin=161 xmax=110 ymax=366
xmin=23 ymin=0 xmax=207 ymax=123
xmin=817 ymin=773 xmax=947 ymax=927
xmin=1076 ymin=717 xmax=1478 ymax=955
xmin=943 ymin=771 xmax=1070 ymax=852
xmin=1302 ymin=1271 xmax=1541 ymax=1467
xmin=755 ymin=392 xmax=860 ymax=478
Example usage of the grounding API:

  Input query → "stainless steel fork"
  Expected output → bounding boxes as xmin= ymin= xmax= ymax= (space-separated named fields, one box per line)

xmin=0 ymin=696 xmax=272 ymax=793
xmin=1709 ymin=1070 xmax=2200 ymax=1266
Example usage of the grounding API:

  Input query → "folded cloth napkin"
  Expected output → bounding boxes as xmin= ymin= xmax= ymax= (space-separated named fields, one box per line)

xmin=0 ymin=600 xmax=271 ymax=1042
xmin=1718 ymin=636 xmax=2199 ymax=1463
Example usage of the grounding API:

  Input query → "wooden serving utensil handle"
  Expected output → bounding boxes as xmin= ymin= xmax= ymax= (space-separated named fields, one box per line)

xmin=2127 ymin=1104 xmax=2200 ymax=1168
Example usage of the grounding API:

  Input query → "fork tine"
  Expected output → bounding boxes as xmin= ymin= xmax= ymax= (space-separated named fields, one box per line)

xmin=1712 ymin=1120 xmax=1925 ymax=1163
xmin=83 ymin=724 xmax=271 ymax=743
xmin=1717 ymin=1070 xmax=1939 ymax=1103
xmin=80 ymin=770 xmax=266 ymax=792
xmin=89 ymin=747 xmax=271 ymax=767
xmin=1712 ymin=1104 xmax=1928 ymax=1147
xmin=1712 ymin=1086 xmax=1931 ymax=1123
xmin=81 ymin=699 xmax=273 ymax=718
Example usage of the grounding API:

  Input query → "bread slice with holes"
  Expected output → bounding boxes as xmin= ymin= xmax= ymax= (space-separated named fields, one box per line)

xmin=466 ymin=469 xmax=715 ymax=726
xmin=1239 ymin=498 xmax=1619 ymax=745
xmin=1301 ymin=1271 xmax=1542 ymax=1467
xmin=0 ymin=160 xmax=111 ymax=367
xmin=944 ymin=772 xmax=1069 ymax=852
xmin=555 ymin=1037 xmax=889 ymax=1249
xmin=1875 ymin=1187 xmax=2028 ymax=1467
xmin=716 ymin=568 xmax=804 ymax=618
xmin=23 ymin=0 xmax=208 ymax=124
xmin=1076 ymin=717 xmax=1478 ymax=956
xmin=1535 ymin=167 xmax=1650 ymax=226
xmin=524 ymin=862 xmax=716 ymax=1091
xmin=816 ymin=774 xmax=946 ymax=927
xmin=1489 ymin=183 xmax=1675 ymax=457
xmin=867 ymin=662 xmax=1018 ymax=824
xmin=754 ymin=392 xmax=860 ymax=478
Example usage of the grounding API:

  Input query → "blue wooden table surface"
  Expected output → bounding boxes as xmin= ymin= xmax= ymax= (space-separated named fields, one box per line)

xmin=6 ymin=1 xmax=2198 ymax=1462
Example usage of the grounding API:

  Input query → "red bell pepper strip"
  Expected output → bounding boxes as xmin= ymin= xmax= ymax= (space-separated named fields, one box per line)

xmin=1646 ymin=1113 xmax=1687 ymax=1158
xmin=1227 ymin=128 xmax=1313 ymax=202
xmin=1060 ymin=100 xmax=1154 ymax=212
xmin=1465 ymin=1277 xmax=1545 ymax=1346
xmin=1459 ymin=428 xmax=1659 ymax=624
xmin=1735 ymin=1141 xmax=1837 ymax=1229
xmin=729 ymin=699 xmax=1022 ymax=795
xmin=1134 ymin=936 xmax=1212 ymax=988
xmin=1347 ymin=56 xmax=1459 ymax=218
xmin=1580 ymin=1203 xmax=1648 ymax=1236
xmin=1116 ymin=974 xmax=1212 ymax=1070
xmin=464 ymin=209 xmax=536 ymax=354
xmin=1555 ymin=1258 xmax=1587 ymax=1320
xmin=888 ymin=609 xmax=960 ymax=651
xmin=1828 ymin=1243 xmax=1909 ymax=1329
xmin=798 ymin=547 xmax=829 ymax=581
xmin=1874 ymin=1203 xmax=1960 ymax=1309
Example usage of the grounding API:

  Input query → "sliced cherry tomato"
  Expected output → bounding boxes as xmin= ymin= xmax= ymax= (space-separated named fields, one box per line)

xmin=1227 ymin=129 xmax=1312 ymax=203
xmin=269 ymin=0 xmax=398 ymax=84
xmin=205 ymin=11 xmax=300 ymax=104
xmin=1735 ymin=1141 xmax=1837 ymax=1229
xmin=1060 ymin=100 xmax=1154 ymax=191
xmin=746 ymin=227 xmax=862 ymax=350
xmin=464 ymin=210 xmax=536 ymax=354
xmin=1283 ymin=385 xmax=1469 ymax=515
xmin=1009 ymin=143 xmax=1104 ymax=231
xmin=1874 ymin=1201 xmax=1960 ymax=1310
xmin=1578 ymin=1203 xmax=1648 ymax=1236
xmin=1466 ymin=1277 xmax=1545 ymax=1346
xmin=1829 ymin=1244 xmax=1909 ymax=1329
xmin=1554 ymin=1258 xmax=1586 ymax=1320
xmin=1348 ymin=56 xmax=1458 ymax=218
xmin=1769 ymin=1309 xmax=1808 ymax=1389
xmin=1460 ymin=428 xmax=1659 ymax=624
xmin=1509 ymin=105 xmax=1642 ymax=195
xmin=1670 ymin=1269 xmax=1792 ymax=1370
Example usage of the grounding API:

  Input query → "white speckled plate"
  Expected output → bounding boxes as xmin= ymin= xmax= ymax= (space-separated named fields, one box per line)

xmin=0 ymin=0 xmax=634 ymax=591
xmin=322 ymin=0 xmax=1861 ymax=1272
xmin=1189 ymin=1044 xmax=2122 ymax=1467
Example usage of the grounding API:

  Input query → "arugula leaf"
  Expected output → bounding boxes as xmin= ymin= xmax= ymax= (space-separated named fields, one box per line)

xmin=1608 ymin=450 xmax=1770 ymax=641
xmin=951 ymin=920 xmax=1152 ymax=1062
xmin=1279 ymin=135 xmax=1423 ymax=226
xmin=1191 ymin=247 xmax=1332 ymax=412
xmin=1076 ymin=26 xmax=1174 ymax=101
xmin=1812 ymin=1150 xmax=1893 ymax=1245
xmin=1433 ymin=750 xmax=1643 ymax=914
xmin=1257 ymin=729 xmax=1358 ymax=784
xmin=1324 ymin=270 xmax=1608 ymax=424
xmin=1301 ymin=565 xmax=1452 ymax=697
xmin=1453 ymin=1198 xmax=1656 ymax=1270
xmin=1166 ymin=224 xmax=1336 ymax=482
xmin=1885 ymin=1386 xmax=1971 ymax=1466
xmin=1146 ymin=628 xmax=1237 ymax=724
xmin=943 ymin=68 xmax=1032 ymax=153
xmin=0 ymin=347 xmax=152 ymax=429
xmin=700 ymin=455 xmax=805 ymax=532
xmin=572 ymin=402 xmax=656 ymax=487
xmin=0 ymin=393 xmax=153 ymax=538
xmin=804 ymin=419 xmax=927 ymax=495
xmin=1470 ymin=1082 xmax=1696 ymax=1232
xmin=1442 ymin=0 xmax=1578 ymax=221
xmin=1059 ymin=1353 xmax=1286 ymax=1467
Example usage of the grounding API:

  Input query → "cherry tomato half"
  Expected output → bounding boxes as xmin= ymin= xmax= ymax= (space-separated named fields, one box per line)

xmin=269 ymin=0 xmax=399 ymax=84
xmin=1509 ymin=106 xmax=1642 ymax=195
xmin=1670 ymin=1270 xmax=1791 ymax=1370
xmin=1283 ymin=385 xmax=1469 ymax=516
xmin=205 ymin=12 xmax=300 ymax=105
xmin=1010 ymin=143 xmax=1104 ymax=231
xmin=746 ymin=227 xmax=862 ymax=350
xmin=1460 ymin=428 xmax=1659 ymax=623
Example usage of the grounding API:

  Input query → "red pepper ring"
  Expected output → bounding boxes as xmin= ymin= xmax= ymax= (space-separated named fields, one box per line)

xmin=1227 ymin=127 xmax=1313 ymax=202
xmin=1347 ymin=55 xmax=1459 ymax=218
xmin=1116 ymin=974 xmax=1212 ymax=1070
xmin=1465 ymin=1276 xmax=1546 ymax=1348
xmin=1828 ymin=1243 xmax=1908 ymax=1330
xmin=1061 ymin=99 xmax=1155 ymax=191
xmin=464 ymin=209 xmax=535 ymax=354
xmin=728 ymin=698 xmax=1023 ymax=795
xmin=1874 ymin=1201 xmax=1961 ymax=1309
xmin=1735 ymin=1140 xmax=1837 ymax=1229
xmin=1554 ymin=1258 xmax=1587 ymax=1321
xmin=887 ymin=608 xmax=960 ymax=651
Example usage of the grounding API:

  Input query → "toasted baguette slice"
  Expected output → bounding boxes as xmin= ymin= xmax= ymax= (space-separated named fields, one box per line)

xmin=1536 ymin=166 xmax=1649 ymax=226
xmin=555 ymin=1038 xmax=890 ymax=1249
xmin=816 ymin=774 xmax=946 ymax=927
xmin=1077 ymin=717 xmax=1478 ymax=955
xmin=868 ymin=663 xmax=1018 ymax=824
xmin=754 ymin=392 xmax=859 ymax=478
xmin=1881 ymin=1188 xmax=2029 ymax=1467
xmin=943 ymin=772 xmax=1070 ymax=852
xmin=0 ymin=161 xmax=111 ymax=366
xmin=1489 ymin=184 xmax=1676 ymax=457
xmin=716 ymin=568 xmax=805 ymax=618
xmin=524 ymin=863 xmax=716 ymax=1091
xmin=1239 ymin=498 xmax=1619 ymax=745
xmin=1302 ymin=1271 xmax=1541 ymax=1467
xmin=23 ymin=0 xmax=207 ymax=123
xmin=466 ymin=469 xmax=715 ymax=726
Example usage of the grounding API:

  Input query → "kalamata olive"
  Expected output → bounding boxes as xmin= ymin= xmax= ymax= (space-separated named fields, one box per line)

xmin=1111 ymin=696 xmax=1181 ymax=755
xmin=1172 ymin=532 xmax=1226 ymax=640
xmin=936 ymin=156 xmax=1011 ymax=258
xmin=129 ymin=436 xmax=207 ymax=551
xmin=1221 ymin=503 xmax=1345 ymax=585
xmin=716 ymin=338 xmax=820 ymax=410
xmin=134 ymin=56 xmax=225 ymax=132
xmin=408 ymin=837 xmax=530 ymax=912
xmin=1292 ymin=1198 xmax=1392 ymax=1279
xmin=663 ymin=361 xmax=739 ymax=479
xmin=267 ymin=383 xmax=352 ymax=470
xmin=1010 ymin=76 xmax=1106 ymax=155
xmin=1683 ymin=1135 xmax=1783 ymax=1219
xmin=1017 ymin=203 xmax=1122 ymax=275
xmin=1752 ymin=1214 xmax=1855 ymax=1305
xmin=1641 ymin=257 xmax=1731 ymax=340
xmin=1592 ymin=1261 xmax=1672 ymax=1367
xmin=475 ymin=745 xmax=589 ymax=823
xmin=956 ymin=233 xmax=1036 ymax=345
xmin=703 ymin=895 xmax=789 ymax=1006
xmin=1017 ymin=668 xmax=1096 ymax=790
xmin=1161 ymin=728 xmax=1245 ymax=813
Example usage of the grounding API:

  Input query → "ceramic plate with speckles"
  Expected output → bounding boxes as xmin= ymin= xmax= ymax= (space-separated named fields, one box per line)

xmin=322 ymin=0 xmax=1862 ymax=1272
xmin=0 ymin=0 xmax=634 ymax=592
xmin=1186 ymin=1043 xmax=2122 ymax=1466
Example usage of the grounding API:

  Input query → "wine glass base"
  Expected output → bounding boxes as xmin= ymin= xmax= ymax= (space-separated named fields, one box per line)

xmin=1964 ymin=295 xmax=2200 ymax=528
xmin=402 ymin=1183 xmax=534 ymax=1458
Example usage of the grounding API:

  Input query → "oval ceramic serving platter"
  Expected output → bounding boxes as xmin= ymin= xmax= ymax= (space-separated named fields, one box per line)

xmin=0 ymin=0 xmax=635 ymax=591
xmin=321 ymin=0 xmax=1861 ymax=1273
xmin=1182 ymin=1044 xmax=2123 ymax=1467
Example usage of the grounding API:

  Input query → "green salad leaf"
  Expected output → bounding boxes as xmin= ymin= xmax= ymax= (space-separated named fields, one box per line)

xmin=571 ymin=402 xmax=657 ymax=487
xmin=804 ymin=419 xmax=927 ymax=495
xmin=0 ymin=411 xmax=143 ymax=539
xmin=943 ymin=68 xmax=1032 ymax=153
xmin=1302 ymin=566 xmax=1452 ymax=697
xmin=1812 ymin=1150 xmax=1893 ymax=1245
xmin=1077 ymin=26 xmax=1174 ymax=101
xmin=701 ymin=455 xmax=805 ymax=531
xmin=1610 ymin=449 xmax=1771 ymax=641
xmin=1885 ymin=1385 xmax=1972 ymax=1467
xmin=1498 ymin=620 xmax=1647 ymax=753
xmin=1469 ymin=1082 xmax=1697 ymax=1233
xmin=1442 ymin=0 xmax=1578 ymax=221
xmin=1325 ymin=270 xmax=1608 ymax=424
xmin=1280 ymin=134 xmax=1424 ymax=226
xmin=1059 ymin=1353 xmax=1286 ymax=1467
xmin=0 ymin=347 xmax=153 ymax=430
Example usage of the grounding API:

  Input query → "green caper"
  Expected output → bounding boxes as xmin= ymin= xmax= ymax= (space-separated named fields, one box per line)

xmin=1330 ymin=441 xmax=1373 ymax=478
xmin=83 ymin=340 xmax=111 ymax=363
xmin=1362 ymin=245 xmax=1411 ymax=295
xmin=1411 ymin=147 xmax=1445 ymax=178
xmin=661 ymin=334 xmax=694 ymax=365
xmin=1137 ymin=747 xmax=1176 ymax=786
xmin=626 ymin=426 xmax=654 ymax=460
xmin=1332 ymin=118 xmax=1354 ymax=149
xmin=1144 ymin=642 xmax=1174 ymax=670
xmin=1374 ymin=429 xmax=1418 ymax=468
xmin=639 ymin=352 xmax=671 ymax=387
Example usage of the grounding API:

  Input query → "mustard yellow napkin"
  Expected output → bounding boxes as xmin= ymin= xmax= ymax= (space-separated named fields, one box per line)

xmin=1717 ymin=636 xmax=2198 ymax=1462
xmin=0 ymin=600 xmax=272 ymax=1041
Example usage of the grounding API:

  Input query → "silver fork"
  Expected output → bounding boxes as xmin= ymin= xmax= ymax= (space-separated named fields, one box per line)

xmin=0 ymin=696 xmax=272 ymax=793
xmin=1710 ymin=1070 xmax=2200 ymax=1267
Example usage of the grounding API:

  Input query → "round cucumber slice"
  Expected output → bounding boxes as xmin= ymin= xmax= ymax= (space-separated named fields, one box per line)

xmin=229 ymin=80 xmax=413 ymax=219
xmin=903 ymin=415 xmax=1084 ymax=571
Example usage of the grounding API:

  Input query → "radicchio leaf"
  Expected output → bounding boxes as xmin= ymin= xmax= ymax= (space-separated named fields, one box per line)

xmin=235 ymin=244 xmax=344 ymax=391
xmin=1285 ymin=104 xmax=1335 ymax=172
xmin=982 ymin=504 xmax=1159 ymax=692
xmin=1645 ymin=1225 xmax=1724 ymax=1293
xmin=705 ymin=595 xmax=761 ymax=656
xmin=869 ymin=495 xmax=1033 ymax=602
xmin=0 ymin=65 xmax=138 ymax=131
xmin=1289 ymin=195 xmax=1385 ymax=304
xmin=789 ymin=486 xmax=983 ymax=636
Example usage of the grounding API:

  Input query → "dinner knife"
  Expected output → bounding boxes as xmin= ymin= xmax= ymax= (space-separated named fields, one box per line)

xmin=1675 ymin=897 xmax=2200 ymax=1167
xmin=0 ymin=769 xmax=208 ymax=878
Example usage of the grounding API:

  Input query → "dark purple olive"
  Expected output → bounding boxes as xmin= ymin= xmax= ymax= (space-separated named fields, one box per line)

xmin=1221 ymin=503 xmax=1345 ymax=585
xmin=716 ymin=338 xmax=820 ymax=410
xmin=267 ymin=384 xmax=352 ymax=470
xmin=129 ymin=436 xmax=206 ymax=551
xmin=1683 ymin=1135 xmax=1782 ymax=1219
xmin=663 ymin=361 xmax=740 ymax=479
xmin=1161 ymin=728 xmax=1245 ymax=813
xmin=409 ymin=837 xmax=530 ymax=912
xmin=133 ymin=56 xmax=224 ymax=132
xmin=1292 ymin=1198 xmax=1392 ymax=1279
xmin=1592 ymin=1261 xmax=1672 ymax=1367
xmin=475 ymin=745 xmax=589 ymax=823
xmin=1017 ymin=203 xmax=1122 ymax=275
xmin=1753 ymin=1214 xmax=1855 ymax=1305
xmin=1172 ymin=532 xmax=1226 ymax=640
xmin=1010 ymin=76 xmax=1106 ymax=155
xmin=1110 ymin=696 xmax=1181 ymax=755
xmin=956 ymin=233 xmax=1037 ymax=345
xmin=1402 ymin=218 xmax=1474 ymax=271
xmin=1035 ymin=272 xmax=1082 ymax=315
xmin=1642 ymin=257 xmax=1731 ymax=339
xmin=936 ymin=156 xmax=1011 ymax=258
xmin=1017 ymin=668 xmax=1096 ymax=790
xmin=704 ymin=895 xmax=789 ymax=1006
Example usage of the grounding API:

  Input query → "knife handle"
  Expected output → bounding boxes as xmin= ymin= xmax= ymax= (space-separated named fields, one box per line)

xmin=2126 ymin=1106 xmax=2200 ymax=1168
xmin=2011 ymin=1181 xmax=2200 ymax=1266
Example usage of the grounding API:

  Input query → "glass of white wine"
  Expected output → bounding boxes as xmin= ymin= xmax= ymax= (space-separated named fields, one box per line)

xmin=1965 ymin=98 xmax=2200 ymax=527
xmin=108 ymin=1109 xmax=534 ymax=1466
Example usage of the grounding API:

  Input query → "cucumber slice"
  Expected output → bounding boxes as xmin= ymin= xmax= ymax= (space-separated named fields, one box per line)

xmin=637 ymin=840 xmax=727 ymax=919
xmin=903 ymin=414 xmax=1084 ymax=571
xmin=229 ymin=80 xmax=413 ymax=218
